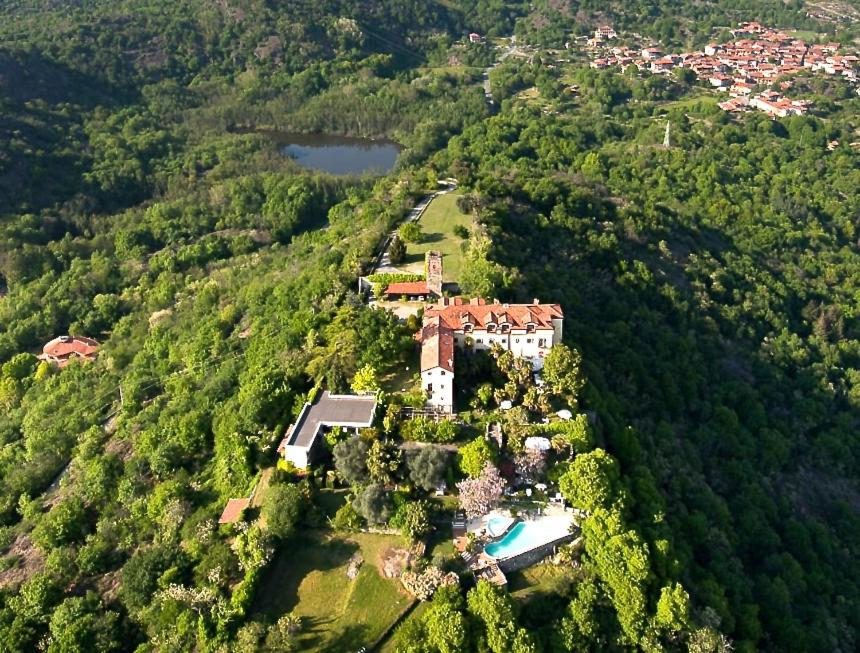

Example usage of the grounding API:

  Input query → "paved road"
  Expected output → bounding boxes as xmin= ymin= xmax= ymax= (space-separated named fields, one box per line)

xmin=482 ymin=39 xmax=520 ymax=106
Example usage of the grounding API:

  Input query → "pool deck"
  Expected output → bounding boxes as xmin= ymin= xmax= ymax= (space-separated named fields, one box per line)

xmin=455 ymin=506 xmax=577 ymax=581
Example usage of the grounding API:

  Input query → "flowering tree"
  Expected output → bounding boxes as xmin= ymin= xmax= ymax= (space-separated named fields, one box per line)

xmin=457 ymin=463 xmax=505 ymax=519
xmin=401 ymin=565 xmax=459 ymax=600
xmin=515 ymin=448 xmax=547 ymax=484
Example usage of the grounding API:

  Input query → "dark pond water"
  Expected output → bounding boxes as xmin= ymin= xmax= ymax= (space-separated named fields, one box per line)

xmin=258 ymin=130 xmax=400 ymax=175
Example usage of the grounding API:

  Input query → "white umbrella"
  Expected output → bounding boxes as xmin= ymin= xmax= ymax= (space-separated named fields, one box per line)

xmin=524 ymin=436 xmax=551 ymax=451
xmin=556 ymin=409 xmax=573 ymax=420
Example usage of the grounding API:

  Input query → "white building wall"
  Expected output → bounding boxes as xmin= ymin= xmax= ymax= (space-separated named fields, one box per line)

xmin=422 ymin=366 xmax=454 ymax=413
xmin=284 ymin=444 xmax=310 ymax=469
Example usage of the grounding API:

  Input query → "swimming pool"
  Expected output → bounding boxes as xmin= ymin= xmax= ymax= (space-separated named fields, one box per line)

xmin=487 ymin=515 xmax=514 ymax=537
xmin=484 ymin=517 xmax=573 ymax=560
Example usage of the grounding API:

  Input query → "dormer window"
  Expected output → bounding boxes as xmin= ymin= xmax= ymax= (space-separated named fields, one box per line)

xmin=501 ymin=324 xmax=510 ymax=333
xmin=464 ymin=324 xmax=473 ymax=333
xmin=487 ymin=322 xmax=496 ymax=333
xmin=526 ymin=323 xmax=536 ymax=333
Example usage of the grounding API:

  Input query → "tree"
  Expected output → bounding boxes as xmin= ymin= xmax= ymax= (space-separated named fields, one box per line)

xmin=333 ymin=436 xmax=369 ymax=485
xmin=351 ymin=364 xmax=380 ymax=395
xmin=550 ymin=414 xmax=592 ymax=459
xmin=366 ymin=439 xmax=402 ymax=485
xmin=353 ymin=483 xmax=392 ymax=524
xmin=399 ymin=221 xmax=423 ymax=243
xmin=389 ymin=235 xmax=407 ymax=264
xmin=655 ymin=582 xmax=690 ymax=634
xmin=394 ymin=500 xmax=432 ymax=542
xmin=31 ymin=496 xmax=88 ymax=551
xmin=424 ymin=587 xmax=467 ymax=653
xmin=559 ymin=449 xmax=620 ymax=514
xmin=407 ymin=446 xmax=449 ymax=491
xmin=401 ymin=565 xmax=458 ymax=600
xmin=514 ymin=447 xmax=547 ymax=483
xmin=467 ymin=580 xmax=536 ymax=653
xmin=262 ymin=484 xmax=304 ymax=540
xmin=265 ymin=612 xmax=303 ymax=651
xmin=458 ymin=437 xmax=495 ymax=478
xmin=457 ymin=463 xmax=505 ymax=519
xmin=46 ymin=593 xmax=121 ymax=653
xmin=542 ymin=343 xmax=585 ymax=404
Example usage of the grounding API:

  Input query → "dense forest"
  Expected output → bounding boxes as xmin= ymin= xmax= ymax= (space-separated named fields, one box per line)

xmin=0 ymin=0 xmax=858 ymax=651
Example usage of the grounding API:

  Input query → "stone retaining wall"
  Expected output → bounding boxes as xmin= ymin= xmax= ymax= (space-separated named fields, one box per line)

xmin=497 ymin=532 xmax=578 ymax=573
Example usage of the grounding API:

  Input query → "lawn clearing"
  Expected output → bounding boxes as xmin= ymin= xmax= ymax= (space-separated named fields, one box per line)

xmin=508 ymin=561 xmax=576 ymax=602
xmin=403 ymin=190 xmax=471 ymax=282
xmin=253 ymin=531 xmax=411 ymax=652
xmin=378 ymin=601 xmax=429 ymax=653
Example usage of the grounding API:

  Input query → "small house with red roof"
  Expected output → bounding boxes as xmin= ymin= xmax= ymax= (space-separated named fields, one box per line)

xmin=39 ymin=335 xmax=100 ymax=368
xmin=383 ymin=250 xmax=444 ymax=301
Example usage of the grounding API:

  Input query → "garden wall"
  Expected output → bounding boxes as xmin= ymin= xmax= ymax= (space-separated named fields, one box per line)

xmin=498 ymin=532 xmax=578 ymax=573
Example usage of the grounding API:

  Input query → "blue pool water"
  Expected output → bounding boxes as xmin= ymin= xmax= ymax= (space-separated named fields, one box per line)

xmin=485 ymin=522 xmax=548 ymax=559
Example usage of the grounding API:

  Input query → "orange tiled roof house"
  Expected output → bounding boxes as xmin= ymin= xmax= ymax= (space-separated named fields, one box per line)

xmin=39 ymin=335 xmax=100 ymax=368
xmin=416 ymin=298 xmax=563 ymax=413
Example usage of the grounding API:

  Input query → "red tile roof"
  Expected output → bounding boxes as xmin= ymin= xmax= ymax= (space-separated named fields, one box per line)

xmin=418 ymin=317 xmax=454 ymax=373
xmin=40 ymin=335 xmax=99 ymax=367
xmin=424 ymin=298 xmax=563 ymax=331
xmin=385 ymin=281 xmax=431 ymax=296
xmin=218 ymin=498 xmax=250 ymax=524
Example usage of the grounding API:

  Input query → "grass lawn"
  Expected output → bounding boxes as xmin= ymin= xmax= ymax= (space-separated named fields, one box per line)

xmin=403 ymin=190 xmax=471 ymax=282
xmin=253 ymin=531 xmax=411 ymax=652
xmin=507 ymin=561 xmax=576 ymax=603
xmin=378 ymin=601 xmax=429 ymax=653
xmin=380 ymin=345 xmax=421 ymax=395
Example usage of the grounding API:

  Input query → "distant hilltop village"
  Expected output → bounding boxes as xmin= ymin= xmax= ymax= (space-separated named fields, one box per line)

xmin=586 ymin=21 xmax=858 ymax=117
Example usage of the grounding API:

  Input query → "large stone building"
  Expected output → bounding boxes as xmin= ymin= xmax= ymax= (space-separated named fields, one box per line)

xmin=417 ymin=298 xmax=563 ymax=413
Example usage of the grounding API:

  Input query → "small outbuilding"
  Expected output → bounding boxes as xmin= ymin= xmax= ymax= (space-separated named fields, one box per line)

xmin=218 ymin=498 xmax=250 ymax=524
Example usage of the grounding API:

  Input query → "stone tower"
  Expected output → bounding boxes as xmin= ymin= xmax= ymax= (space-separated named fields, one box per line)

xmin=425 ymin=250 xmax=443 ymax=297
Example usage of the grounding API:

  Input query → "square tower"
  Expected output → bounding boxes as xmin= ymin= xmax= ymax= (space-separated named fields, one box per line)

xmin=425 ymin=250 xmax=443 ymax=296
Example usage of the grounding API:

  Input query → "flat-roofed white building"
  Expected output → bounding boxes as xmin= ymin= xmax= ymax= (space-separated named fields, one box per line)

xmin=279 ymin=391 xmax=377 ymax=468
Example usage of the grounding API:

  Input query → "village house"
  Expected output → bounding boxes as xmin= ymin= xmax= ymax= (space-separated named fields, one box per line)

xmin=594 ymin=25 xmax=617 ymax=40
xmin=417 ymin=298 xmax=563 ymax=413
xmin=39 ymin=335 xmax=100 ymax=368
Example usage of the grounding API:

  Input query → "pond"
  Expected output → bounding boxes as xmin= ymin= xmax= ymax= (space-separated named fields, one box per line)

xmin=257 ymin=130 xmax=401 ymax=175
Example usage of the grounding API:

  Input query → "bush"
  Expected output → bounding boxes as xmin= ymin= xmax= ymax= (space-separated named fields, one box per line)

xmin=399 ymin=222 xmax=423 ymax=243
xmin=353 ymin=484 xmax=392 ymax=525
xmin=332 ymin=500 xmax=363 ymax=531
xmin=262 ymin=484 xmax=305 ymax=540
xmin=31 ymin=497 xmax=88 ymax=551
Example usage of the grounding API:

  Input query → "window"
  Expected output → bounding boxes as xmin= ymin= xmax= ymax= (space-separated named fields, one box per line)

xmin=515 ymin=338 xmax=520 ymax=343
xmin=526 ymin=323 xmax=535 ymax=333
xmin=487 ymin=324 xmax=496 ymax=333
xmin=538 ymin=338 xmax=547 ymax=347
xmin=426 ymin=383 xmax=433 ymax=393
xmin=476 ymin=338 xmax=483 ymax=344
xmin=527 ymin=338 xmax=534 ymax=343
xmin=464 ymin=324 xmax=473 ymax=333
xmin=501 ymin=324 xmax=510 ymax=333
xmin=440 ymin=370 xmax=445 ymax=376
